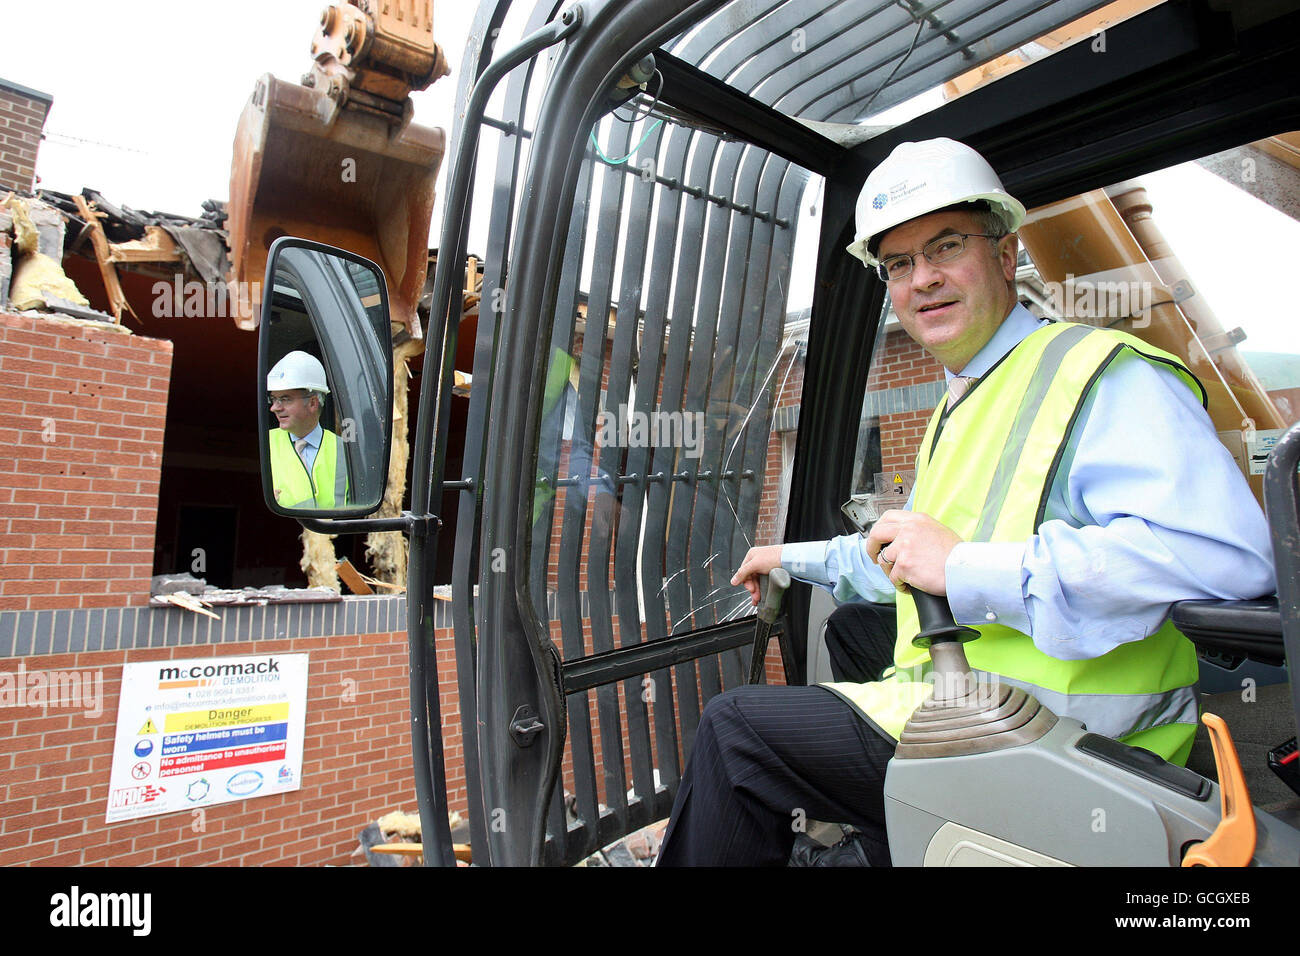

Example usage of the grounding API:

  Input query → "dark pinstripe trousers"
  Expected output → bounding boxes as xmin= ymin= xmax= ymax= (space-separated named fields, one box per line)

xmin=657 ymin=603 xmax=899 ymax=866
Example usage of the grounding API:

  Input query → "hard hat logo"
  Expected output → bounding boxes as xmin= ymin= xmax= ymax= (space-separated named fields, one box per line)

xmin=846 ymin=138 xmax=1026 ymax=269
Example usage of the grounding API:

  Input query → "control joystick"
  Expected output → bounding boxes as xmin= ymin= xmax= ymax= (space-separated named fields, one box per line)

xmin=895 ymin=588 xmax=1057 ymax=758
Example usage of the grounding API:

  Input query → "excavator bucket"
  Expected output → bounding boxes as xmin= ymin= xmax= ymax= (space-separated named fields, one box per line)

xmin=226 ymin=71 xmax=444 ymax=336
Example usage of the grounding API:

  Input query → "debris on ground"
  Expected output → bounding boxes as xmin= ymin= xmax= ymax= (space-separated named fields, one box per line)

xmin=377 ymin=809 xmax=424 ymax=841
xmin=353 ymin=811 xmax=470 ymax=867
xmin=575 ymin=820 xmax=667 ymax=867
xmin=349 ymin=809 xmax=663 ymax=867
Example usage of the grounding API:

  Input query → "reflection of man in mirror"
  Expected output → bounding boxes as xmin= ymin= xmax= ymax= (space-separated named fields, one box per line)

xmin=267 ymin=350 xmax=348 ymax=508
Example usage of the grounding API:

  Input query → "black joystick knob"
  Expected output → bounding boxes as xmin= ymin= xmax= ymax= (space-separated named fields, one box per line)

xmin=910 ymin=588 xmax=980 ymax=648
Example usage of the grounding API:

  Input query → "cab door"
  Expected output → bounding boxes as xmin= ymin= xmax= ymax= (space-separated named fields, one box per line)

xmin=460 ymin=0 xmax=1300 ymax=866
xmin=451 ymin=0 xmax=843 ymax=865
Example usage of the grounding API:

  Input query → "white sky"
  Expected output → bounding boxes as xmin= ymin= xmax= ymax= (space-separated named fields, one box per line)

xmin=3 ymin=0 xmax=478 ymax=227
xmin=3 ymin=1 xmax=1296 ymax=360
xmin=1138 ymin=162 xmax=1297 ymax=355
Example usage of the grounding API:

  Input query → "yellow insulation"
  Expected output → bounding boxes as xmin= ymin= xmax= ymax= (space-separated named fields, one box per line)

xmin=364 ymin=338 xmax=423 ymax=589
xmin=301 ymin=527 xmax=341 ymax=592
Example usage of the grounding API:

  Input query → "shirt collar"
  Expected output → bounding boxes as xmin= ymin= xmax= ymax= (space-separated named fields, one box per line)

xmin=943 ymin=303 xmax=1050 ymax=383
xmin=294 ymin=423 xmax=324 ymax=448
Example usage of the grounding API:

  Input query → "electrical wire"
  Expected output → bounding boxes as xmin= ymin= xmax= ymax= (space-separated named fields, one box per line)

xmin=590 ymin=120 xmax=664 ymax=165
xmin=589 ymin=70 xmax=665 ymax=164
xmin=43 ymin=130 xmax=150 ymax=155
xmin=609 ymin=69 xmax=663 ymax=124
xmin=859 ymin=2 xmax=929 ymax=118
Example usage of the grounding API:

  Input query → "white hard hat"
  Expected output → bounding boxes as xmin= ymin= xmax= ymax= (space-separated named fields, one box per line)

xmin=845 ymin=137 xmax=1026 ymax=268
xmin=267 ymin=350 xmax=330 ymax=394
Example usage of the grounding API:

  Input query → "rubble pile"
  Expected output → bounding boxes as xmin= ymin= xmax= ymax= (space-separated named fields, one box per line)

xmin=0 ymin=192 xmax=99 ymax=317
xmin=0 ymin=186 xmax=228 ymax=324
xmin=150 ymin=572 xmax=341 ymax=611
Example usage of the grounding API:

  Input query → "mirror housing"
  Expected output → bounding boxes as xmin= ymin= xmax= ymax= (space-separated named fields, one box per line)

xmin=257 ymin=237 xmax=395 ymax=518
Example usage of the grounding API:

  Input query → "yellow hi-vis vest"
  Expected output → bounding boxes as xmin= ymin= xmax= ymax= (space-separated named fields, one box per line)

xmin=533 ymin=347 xmax=578 ymax=525
xmin=824 ymin=322 xmax=1205 ymax=764
xmin=269 ymin=427 xmax=348 ymax=509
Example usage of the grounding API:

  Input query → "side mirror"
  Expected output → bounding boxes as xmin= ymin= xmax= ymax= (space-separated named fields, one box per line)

xmin=258 ymin=237 xmax=394 ymax=518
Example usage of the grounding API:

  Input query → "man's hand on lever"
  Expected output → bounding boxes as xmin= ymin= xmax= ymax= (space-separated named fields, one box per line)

xmin=864 ymin=510 xmax=963 ymax=596
xmin=731 ymin=544 xmax=784 ymax=607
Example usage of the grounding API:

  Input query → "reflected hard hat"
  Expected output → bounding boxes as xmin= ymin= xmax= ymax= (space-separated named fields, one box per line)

xmin=267 ymin=350 xmax=330 ymax=394
xmin=845 ymin=137 xmax=1026 ymax=268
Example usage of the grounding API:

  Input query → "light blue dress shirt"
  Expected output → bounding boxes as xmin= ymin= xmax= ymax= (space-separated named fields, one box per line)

xmin=293 ymin=423 xmax=324 ymax=475
xmin=782 ymin=304 xmax=1276 ymax=661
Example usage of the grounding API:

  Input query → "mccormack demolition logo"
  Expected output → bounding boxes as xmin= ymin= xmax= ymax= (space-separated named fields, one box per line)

xmin=158 ymin=658 xmax=282 ymax=688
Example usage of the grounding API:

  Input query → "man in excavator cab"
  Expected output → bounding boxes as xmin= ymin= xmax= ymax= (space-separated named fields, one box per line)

xmin=656 ymin=137 xmax=1276 ymax=866
xmin=267 ymin=350 xmax=349 ymax=510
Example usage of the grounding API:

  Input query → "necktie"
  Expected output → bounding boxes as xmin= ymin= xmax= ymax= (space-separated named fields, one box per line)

xmin=294 ymin=437 xmax=309 ymax=467
xmin=946 ymin=375 xmax=975 ymax=410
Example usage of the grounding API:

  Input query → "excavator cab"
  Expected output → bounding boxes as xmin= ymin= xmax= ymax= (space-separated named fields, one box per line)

xmin=263 ymin=0 xmax=1300 ymax=868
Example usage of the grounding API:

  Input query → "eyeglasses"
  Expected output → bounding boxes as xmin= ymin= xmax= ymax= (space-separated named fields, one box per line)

xmin=267 ymin=393 xmax=305 ymax=409
xmin=876 ymin=233 xmax=1003 ymax=282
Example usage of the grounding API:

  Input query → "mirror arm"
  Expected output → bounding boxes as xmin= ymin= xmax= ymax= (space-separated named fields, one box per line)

xmin=295 ymin=511 xmax=441 ymax=535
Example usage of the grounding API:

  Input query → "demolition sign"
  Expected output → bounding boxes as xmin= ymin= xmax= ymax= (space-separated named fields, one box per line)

xmin=105 ymin=654 xmax=309 ymax=823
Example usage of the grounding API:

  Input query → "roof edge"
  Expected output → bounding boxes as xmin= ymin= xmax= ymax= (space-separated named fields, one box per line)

xmin=0 ymin=77 xmax=54 ymax=107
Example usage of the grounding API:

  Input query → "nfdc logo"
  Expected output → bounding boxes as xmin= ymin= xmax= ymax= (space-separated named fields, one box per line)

xmin=109 ymin=785 xmax=166 ymax=808
xmin=872 ymin=193 xmax=888 ymax=209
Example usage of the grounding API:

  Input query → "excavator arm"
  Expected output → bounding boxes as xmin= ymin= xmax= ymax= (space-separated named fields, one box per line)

xmin=227 ymin=0 xmax=448 ymax=336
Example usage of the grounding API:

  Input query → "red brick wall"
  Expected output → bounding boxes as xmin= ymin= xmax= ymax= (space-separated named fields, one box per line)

xmin=434 ymin=625 xmax=467 ymax=815
xmin=873 ymin=327 xmax=945 ymax=470
xmin=0 ymin=311 xmax=470 ymax=866
xmin=0 ymin=82 xmax=51 ymax=194
xmin=0 ymin=629 xmax=439 ymax=866
xmin=871 ymin=328 xmax=935 ymax=390
xmin=0 ymin=312 xmax=172 ymax=611
xmin=754 ymin=347 xmax=803 ymax=549
xmin=749 ymin=345 xmax=804 ymax=686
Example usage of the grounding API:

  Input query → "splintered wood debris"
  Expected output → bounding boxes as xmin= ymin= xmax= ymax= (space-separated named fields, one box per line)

xmin=150 ymin=573 xmax=341 ymax=611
